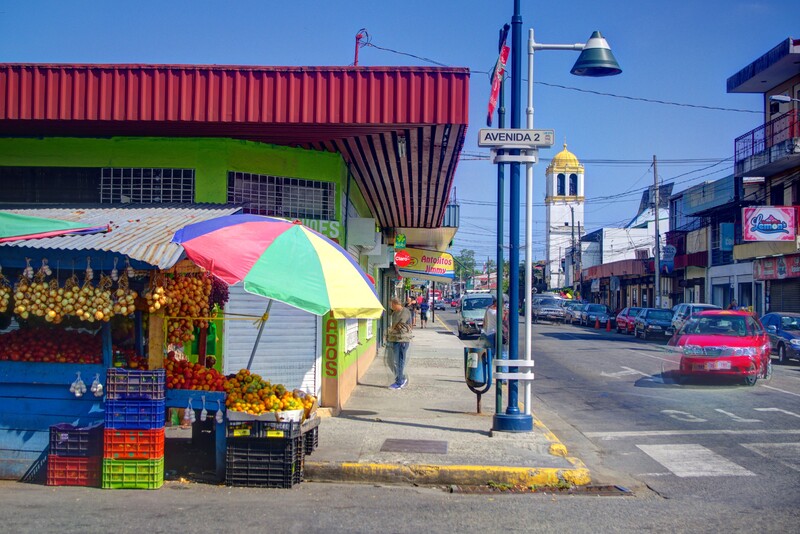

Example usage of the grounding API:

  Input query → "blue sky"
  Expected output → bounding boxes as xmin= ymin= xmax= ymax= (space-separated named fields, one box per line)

xmin=1 ymin=1 xmax=797 ymax=261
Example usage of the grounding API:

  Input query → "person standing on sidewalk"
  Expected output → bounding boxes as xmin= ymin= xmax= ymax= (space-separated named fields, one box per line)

xmin=406 ymin=296 xmax=417 ymax=327
xmin=419 ymin=298 xmax=429 ymax=328
xmin=386 ymin=297 xmax=412 ymax=389
xmin=482 ymin=295 xmax=499 ymax=349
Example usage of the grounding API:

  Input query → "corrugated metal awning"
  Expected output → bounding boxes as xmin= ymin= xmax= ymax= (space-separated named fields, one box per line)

xmin=0 ymin=204 xmax=242 ymax=269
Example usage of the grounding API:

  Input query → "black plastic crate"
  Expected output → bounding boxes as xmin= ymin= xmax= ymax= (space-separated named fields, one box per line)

xmin=226 ymin=419 xmax=301 ymax=439
xmin=105 ymin=369 xmax=166 ymax=400
xmin=303 ymin=427 xmax=319 ymax=456
xmin=225 ymin=436 xmax=304 ymax=488
xmin=49 ymin=422 xmax=104 ymax=457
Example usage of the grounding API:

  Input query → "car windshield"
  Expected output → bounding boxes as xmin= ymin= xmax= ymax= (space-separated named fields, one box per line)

xmin=537 ymin=299 xmax=559 ymax=307
xmin=587 ymin=304 xmax=605 ymax=313
xmin=629 ymin=307 xmax=642 ymax=316
xmin=463 ymin=298 xmax=493 ymax=310
xmin=780 ymin=316 xmax=800 ymax=330
xmin=649 ymin=310 xmax=673 ymax=321
xmin=682 ymin=315 xmax=749 ymax=337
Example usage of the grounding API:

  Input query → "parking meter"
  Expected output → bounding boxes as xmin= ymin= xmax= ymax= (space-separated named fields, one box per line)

xmin=464 ymin=347 xmax=493 ymax=413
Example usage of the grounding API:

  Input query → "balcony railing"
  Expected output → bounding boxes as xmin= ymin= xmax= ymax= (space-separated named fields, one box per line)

xmin=734 ymin=110 xmax=799 ymax=177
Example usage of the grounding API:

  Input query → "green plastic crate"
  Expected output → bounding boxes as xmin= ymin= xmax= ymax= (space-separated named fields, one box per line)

xmin=102 ymin=457 xmax=164 ymax=489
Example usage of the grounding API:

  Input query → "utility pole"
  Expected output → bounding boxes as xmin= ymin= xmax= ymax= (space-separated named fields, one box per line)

xmin=653 ymin=155 xmax=661 ymax=308
xmin=577 ymin=221 xmax=582 ymax=300
xmin=570 ymin=206 xmax=575 ymax=290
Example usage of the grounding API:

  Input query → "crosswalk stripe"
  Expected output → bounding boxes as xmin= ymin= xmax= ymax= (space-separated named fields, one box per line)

xmin=636 ymin=444 xmax=755 ymax=477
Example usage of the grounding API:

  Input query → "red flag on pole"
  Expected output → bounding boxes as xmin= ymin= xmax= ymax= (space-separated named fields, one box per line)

xmin=486 ymin=24 xmax=510 ymax=127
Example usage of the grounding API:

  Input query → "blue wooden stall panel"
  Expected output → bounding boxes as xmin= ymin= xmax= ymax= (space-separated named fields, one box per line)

xmin=0 ymin=362 xmax=106 ymax=480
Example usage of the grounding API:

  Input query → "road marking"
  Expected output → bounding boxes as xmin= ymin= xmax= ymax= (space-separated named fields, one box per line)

xmin=740 ymin=443 xmax=800 ymax=473
xmin=585 ymin=429 xmax=800 ymax=440
xmin=714 ymin=409 xmax=762 ymax=423
xmin=761 ymin=385 xmax=800 ymax=398
xmin=636 ymin=444 xmax=755 ymax=477
xmin=754 ymin=407 xmax=800 ymax=419
xmin=628 ymin=349 xmax=680 ymax=364
xmin=661 ymin=409 xmax=707 ymax=423
xmin=600 ymin=366 xmax=651 ymax=378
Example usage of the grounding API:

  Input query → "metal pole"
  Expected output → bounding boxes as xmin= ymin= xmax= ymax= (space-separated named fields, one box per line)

xmin=571 ymin=206 xmax=575 ymax=290
xmin=653 ymin=155 xmax=661 ymax=308
xmin=493 ymin=0 xmax=532 ymax=432
xmin=495 ymin=31 xmax=506 ymax=415
xmin=523 ymin=27 xmax=534 ymax=416
xmin=247 ymin=299 xmax=274 ymax=370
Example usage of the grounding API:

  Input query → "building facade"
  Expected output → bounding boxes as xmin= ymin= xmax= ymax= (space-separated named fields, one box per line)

xmin=545 ymin=144 xmax=584 ymax=290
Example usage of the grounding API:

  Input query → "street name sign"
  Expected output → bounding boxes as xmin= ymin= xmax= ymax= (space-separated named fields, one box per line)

xmin=478 ymin=129 xmax=555 ymax=148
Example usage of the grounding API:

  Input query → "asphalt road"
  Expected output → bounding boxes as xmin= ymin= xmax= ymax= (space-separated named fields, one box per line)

xmin=438 ymin=308 xmax=800 ymax=528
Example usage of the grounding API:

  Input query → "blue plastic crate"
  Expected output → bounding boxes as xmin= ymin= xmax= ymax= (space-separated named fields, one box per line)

xmin=104 ymin=400 xmax=165 ymax=430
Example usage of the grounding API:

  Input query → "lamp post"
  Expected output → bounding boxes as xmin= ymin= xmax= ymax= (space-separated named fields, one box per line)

xmin=494 ymin=5 xmax=621 ymax=432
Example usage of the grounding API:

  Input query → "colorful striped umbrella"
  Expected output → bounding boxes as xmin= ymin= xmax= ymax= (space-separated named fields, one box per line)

xmin=172 ymin=214 xmax=383 ymax=319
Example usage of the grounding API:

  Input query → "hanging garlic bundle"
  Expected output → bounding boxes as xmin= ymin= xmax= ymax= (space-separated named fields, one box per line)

xmin=0 ymin=265 xmax=11 ymax=314
xmin=22 ymin=258 xmax=34 ymax=280
xmin=110 ymin=257 xmax=119 ymax=282
xmin=112 ymin=273 xmax=138 ymax=317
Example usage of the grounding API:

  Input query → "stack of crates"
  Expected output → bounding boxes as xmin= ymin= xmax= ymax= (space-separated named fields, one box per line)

xmin=302 ymin=415 xmax=321 ymax=456
xmin=102 ymin=369 xmax=165 ymax=489
xmin=225 ymin=420 xmax=304 ymax=488
xmin=46 ymin=422 xmax=104 ymax=487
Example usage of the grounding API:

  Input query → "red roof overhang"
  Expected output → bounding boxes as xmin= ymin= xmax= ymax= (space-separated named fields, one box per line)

xmin=0 ymin=64 xmax=470 ymax=229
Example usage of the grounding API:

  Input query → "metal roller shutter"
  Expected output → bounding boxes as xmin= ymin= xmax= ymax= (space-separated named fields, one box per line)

xmin=223 ymin=285 xmax=321 ymax=395
xmin=770 ymin=279 xmax=800 ymax=313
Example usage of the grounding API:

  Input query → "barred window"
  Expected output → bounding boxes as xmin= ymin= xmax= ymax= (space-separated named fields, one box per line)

xmin=345 ymin=319 xmax=359 ymax=352
xmin=227 ymin=172 xmax=336 ymax=220
xmin=365 ymin=319 xmax=374 ymax=340
xmin=100 ymin=168 xmax=195 ymax=203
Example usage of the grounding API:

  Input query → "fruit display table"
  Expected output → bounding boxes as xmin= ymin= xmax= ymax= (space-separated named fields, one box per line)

xmin=164 ymin=389 xmax=227 ymax=480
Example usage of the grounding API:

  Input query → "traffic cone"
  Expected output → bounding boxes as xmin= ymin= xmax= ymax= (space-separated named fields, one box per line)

xmin=594 ymin=317 xmax=600 ymax=329
xmin=606 ymin=318 xmax=612 ymax=331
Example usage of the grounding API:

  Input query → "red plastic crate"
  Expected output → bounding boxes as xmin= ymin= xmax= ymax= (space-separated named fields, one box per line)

xmin=103 ymin=429 xmax=165 ymax=460
xmin=46 ymin=455 xmax=102 ymax=487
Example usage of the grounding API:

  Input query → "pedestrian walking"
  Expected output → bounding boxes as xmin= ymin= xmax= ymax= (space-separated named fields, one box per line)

xmin=386 ymin=297 xmax=412 ymax=389
xmin=419 ymin=298 xmax=429 ymax=328
xmin=406 ymin=296 xmax=417 ymax=327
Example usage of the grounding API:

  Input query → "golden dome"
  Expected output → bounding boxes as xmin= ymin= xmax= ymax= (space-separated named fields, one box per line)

xmin=546 ymin=143 xmax=584 ymax=174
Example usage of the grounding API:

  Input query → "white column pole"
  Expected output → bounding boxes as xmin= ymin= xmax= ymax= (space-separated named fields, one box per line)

xmin=523 ymin=28 xmax=535 ymax=415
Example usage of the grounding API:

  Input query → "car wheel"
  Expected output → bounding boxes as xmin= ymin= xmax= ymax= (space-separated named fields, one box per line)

xmin=677 ymin=374 xmax=690 ymax=385
xmin=457 ymin=328 xmax=465 ymax=340
xmin=744 ymin=374 xmax=758 ymax=387
xmin=777 ymin=344 xmax=787 ymax=365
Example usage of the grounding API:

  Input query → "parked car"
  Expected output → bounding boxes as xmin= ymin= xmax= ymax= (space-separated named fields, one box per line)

xmin=579 ymin=303 xmax=612 ymax=327
xmin=667 ymin=310 xmax=771 ymax=386
xmin=456 ymin=293 xmax=494 ymax=339
xmin=433 ymin=299 xmax=446 ymax=311
xmin=633 ymin=308 xmax=674 ymax=340
xmin=671 ymin=303 xmax=721 ymax=333
xmin=532 ymin=297 xmax=565 ymax=323
xmin=450 ymin=298 xmax=460 ymax=308
xmin=760 ymin=312 xmax=800 ymax=364
xmin=562 ymin=301 xmax=585 ymax=324
xmin=615 ymin=307 xmax=642 ymax=334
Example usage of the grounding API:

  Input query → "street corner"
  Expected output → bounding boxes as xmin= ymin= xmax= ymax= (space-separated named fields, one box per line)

xmin=533 ymin=416 xmax=592 ymax=484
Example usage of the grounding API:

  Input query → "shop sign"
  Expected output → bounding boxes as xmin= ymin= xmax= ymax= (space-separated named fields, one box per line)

xmin=753 ymin=253 xmax=800 ymax=281
xmin=591 ymin=279 xmax=600 ymax=293
xmin=743 ymin=207 xmax=796 ymax=242
xmin=394 ymin=250 xmax=412 ymax=268
xmin=661 ymin=244 xmax=677 ymax=274
xmin=394 ymin=234 xmax=406 ymax=250
xmin=323 ymin=317 xmax=338 ymax=377
xmin=293 ymin=219 xmax=341 ymax=242
xmin=396 ymin=247 xmax=455 ymax=283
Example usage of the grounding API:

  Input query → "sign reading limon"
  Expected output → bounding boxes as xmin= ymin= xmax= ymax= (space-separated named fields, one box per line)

xmin=478 ymin=129 xmax=555 ymax=147
xmin=396 ymin=247 xmax=455 ymax=284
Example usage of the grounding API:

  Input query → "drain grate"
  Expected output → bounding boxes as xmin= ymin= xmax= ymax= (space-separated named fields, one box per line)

xmin=448 ymin=484 xmax=633 ymax=496
xmin=380 ymin=439 xmax=448 ymax=454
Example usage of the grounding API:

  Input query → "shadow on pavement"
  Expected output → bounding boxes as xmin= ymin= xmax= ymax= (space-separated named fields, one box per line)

xmin=337 ymin=412 xmax=490 ymax=436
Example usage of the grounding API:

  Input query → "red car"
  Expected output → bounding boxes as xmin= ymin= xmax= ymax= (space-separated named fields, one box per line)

xmin=615 ymin=307 xmax=642 ymax=334
xmin=667 ymin=310 xmax=771 ymax=386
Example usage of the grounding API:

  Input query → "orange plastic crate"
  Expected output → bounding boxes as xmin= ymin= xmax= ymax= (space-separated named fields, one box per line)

xmin=46 ymin=455 xmax=102 ymax=487
xmin=103 ymin=429 xmax=165 ymax=460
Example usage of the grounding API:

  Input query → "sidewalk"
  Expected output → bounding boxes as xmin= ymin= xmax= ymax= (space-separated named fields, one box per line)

xmin=304 ymin=314 xmax=590 ymax=487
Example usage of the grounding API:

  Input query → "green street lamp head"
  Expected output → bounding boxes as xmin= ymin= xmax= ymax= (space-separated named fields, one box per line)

xmin=571 ymin=31 xmax=622 ymax=77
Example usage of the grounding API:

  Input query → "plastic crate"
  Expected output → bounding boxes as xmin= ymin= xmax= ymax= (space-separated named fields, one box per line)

xmin=226 ymin=420 xmax=301 ymax=439
xmin=105 ymin=369 xmax=166 ymax=400
xmin=225 ymin=436 xmax=304 ymax=488
xmin=303 ymin=427 xmax=319 ymax=456
xmin=102 ymin=458 xmax=164 ymax=489
xmin=103 ymin=429 xmax=165 ymax=460
xmin=47 ymin=455 xmax=102 ymax=487
xmin=49 ymin=422 xmax=104 ymax=457
xmin=104 ymin=399 xmax=165 ymax=430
